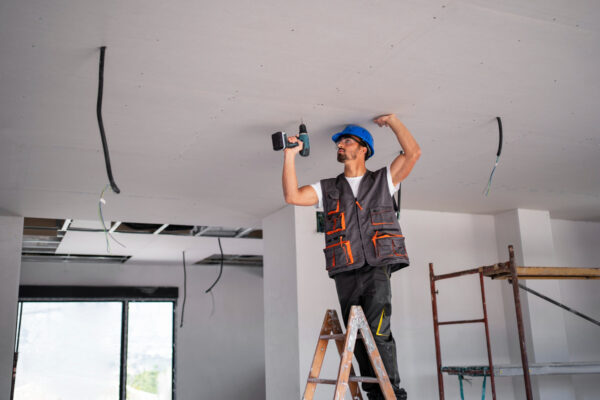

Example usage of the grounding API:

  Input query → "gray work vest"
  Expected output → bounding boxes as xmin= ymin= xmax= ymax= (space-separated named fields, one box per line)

xmin=321 ymin=167 xmax=409 ymax=277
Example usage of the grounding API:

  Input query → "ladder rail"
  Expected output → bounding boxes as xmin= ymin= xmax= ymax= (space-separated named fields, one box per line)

xmin=303 ymin=307 xmax=396 ymax=400
xmin=353 ymin=309 xmax=396 ymax=400
xmin=303 ymin=310 xmax=341 ymax=400
xmin=334 ymin=317 xmax=359 ymax=399
xmin=303 ymin=309 xmax=362 ymax=400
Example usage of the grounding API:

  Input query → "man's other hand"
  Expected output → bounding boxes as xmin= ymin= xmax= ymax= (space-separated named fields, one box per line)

xmin=373 ymin=114 xmax=397 ymax=127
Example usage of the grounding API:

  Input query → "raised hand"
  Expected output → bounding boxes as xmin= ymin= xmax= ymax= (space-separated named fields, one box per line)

xmin=373 ymin=114 xmax=397 ymax=127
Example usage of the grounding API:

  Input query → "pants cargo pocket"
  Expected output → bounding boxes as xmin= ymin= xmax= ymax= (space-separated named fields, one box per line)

xmin=375 ymin=305 xmax=392 ymax=337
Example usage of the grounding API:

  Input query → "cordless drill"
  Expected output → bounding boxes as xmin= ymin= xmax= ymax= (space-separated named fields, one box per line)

xmin=272 ymin=123 xmax=310 ymax=157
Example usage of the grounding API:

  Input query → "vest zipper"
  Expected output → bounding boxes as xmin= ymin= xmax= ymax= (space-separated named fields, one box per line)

xmin=354 ymin=197 xmax=366 ymax=266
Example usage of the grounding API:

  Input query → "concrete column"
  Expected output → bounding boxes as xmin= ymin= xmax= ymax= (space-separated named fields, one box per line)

xmin=263 ymin=205 xmax=339 ymax=400
xmin=263 ymin=205 xmax=301 ymax=400
xmin=495 ymin=209 xmax=574 ymax=400
xmin=0 ymin=214 xmax=24 ymax=397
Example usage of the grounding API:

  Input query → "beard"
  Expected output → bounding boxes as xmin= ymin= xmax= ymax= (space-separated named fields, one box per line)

xmin=337 ymin=149 xmax=357 ymax=163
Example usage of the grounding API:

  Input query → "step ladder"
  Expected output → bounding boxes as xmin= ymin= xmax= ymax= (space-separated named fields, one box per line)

xmin=303 ymin=306 xmax=396 ymax=400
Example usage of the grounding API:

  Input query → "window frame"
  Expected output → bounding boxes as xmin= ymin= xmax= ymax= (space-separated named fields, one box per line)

xmin=16 ymin=285 xmax=178 ymax=400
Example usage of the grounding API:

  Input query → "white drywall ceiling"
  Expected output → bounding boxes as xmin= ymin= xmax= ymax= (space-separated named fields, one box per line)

xmin=1 ymin=0 xmax=599 ymax=231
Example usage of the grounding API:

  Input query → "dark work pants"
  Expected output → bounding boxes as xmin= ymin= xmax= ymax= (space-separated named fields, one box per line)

xmin=334 ymin=265 xmax=406 ymax=400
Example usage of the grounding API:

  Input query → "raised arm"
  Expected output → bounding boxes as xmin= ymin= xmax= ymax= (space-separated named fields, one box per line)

xmin=282 ymin=136 xmax=319 ymax=206
xmin=374 ymin=114 xmax=421 ymax=186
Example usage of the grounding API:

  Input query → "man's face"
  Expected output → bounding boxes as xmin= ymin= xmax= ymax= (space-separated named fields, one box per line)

xmin=336 ymin=135 xmax=366 ymax=163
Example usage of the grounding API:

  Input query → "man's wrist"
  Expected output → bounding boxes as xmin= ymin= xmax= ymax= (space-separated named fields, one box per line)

xmin=284 ymin=150 xmax=297 ymax=162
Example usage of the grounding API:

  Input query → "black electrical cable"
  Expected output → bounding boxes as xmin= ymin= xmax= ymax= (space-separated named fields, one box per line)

xmin=180 ymin=251 xmax=187 ymax=328
xmin=97 ymin=46 xmax=120 ymax=194
xmin=484 ymin=117 xmax=503 ymax=196
xmin=205 ymin=237 xmax=224 ymax=293
xmin=396 ymin=183 xmax=402 ymax=219
xmin=496 ymin=116 xmax=503 ymax=157
xmin=393 ymin=150 xmax=404 ymax=219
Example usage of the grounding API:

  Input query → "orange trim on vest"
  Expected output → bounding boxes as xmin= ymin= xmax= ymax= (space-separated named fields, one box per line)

xmin=325 ymin=236 xmax=354 ymax=267
xmin=372 ymin=232 xmax=407 ymax=257
xmin=370 ymin=208 xmax=395 ymax=225
xmin=328 ymin=200 xmax=340 ymax=215
xmin=326 ymin=212 xmax=346 ymax=235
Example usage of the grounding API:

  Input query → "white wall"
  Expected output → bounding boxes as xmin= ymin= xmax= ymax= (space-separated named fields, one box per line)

xmin=551 ymin=219 xmax=600 ymax=400
xmin=284 ymin=208 xmax=600 ymax=400
xmin=0 ymin=214 xmax=24 ymax=397
xmin=496 ymin=209 xmax=577 ymax=400
xmin=262 ymin=205 xmax=302 ymax=399
xmin=19 ymin=259 xmax=265 ymax=400
xmin=391 ymin=209 xmax=514 ymax=400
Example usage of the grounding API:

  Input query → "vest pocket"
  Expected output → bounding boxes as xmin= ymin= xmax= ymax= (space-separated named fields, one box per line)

xmin=370 ymin=207 xmax=396 ymax=226
xmin=325 ymin=212 xmax=345 ymax=236
xmin=324 ymin=237 xmax=354 ymax=270
xmin=371 ymin=232 xmax=406 ymax=258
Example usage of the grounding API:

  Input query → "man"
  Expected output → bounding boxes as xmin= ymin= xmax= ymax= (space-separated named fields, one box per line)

xmin=282 ymin=114 xmax=421 ymax=400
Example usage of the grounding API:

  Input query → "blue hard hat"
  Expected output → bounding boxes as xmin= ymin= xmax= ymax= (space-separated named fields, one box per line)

xmin=331 ymin=125 xmax=374 ymax=159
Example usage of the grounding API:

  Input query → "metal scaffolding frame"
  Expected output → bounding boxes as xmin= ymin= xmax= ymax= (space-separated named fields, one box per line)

xmin=429 ymin=245 xmax=600 ymax=400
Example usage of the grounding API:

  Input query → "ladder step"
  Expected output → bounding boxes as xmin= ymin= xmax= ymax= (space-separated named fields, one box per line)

xmin=307 ymin=376 xmax=380 ymax=384
xmin=319 ymin=333 xmax=364 ymax=341
xmin=438 ymin=318 xmax=485 ymax=326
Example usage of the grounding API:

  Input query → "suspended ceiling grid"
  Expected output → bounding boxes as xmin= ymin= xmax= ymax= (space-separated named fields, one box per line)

xmin=20 ymin=218 xmax=262 ymax=265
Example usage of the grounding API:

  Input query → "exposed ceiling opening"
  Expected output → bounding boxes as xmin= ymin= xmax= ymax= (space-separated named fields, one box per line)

xmin=195 ymin=254 xmax=263 ymax=268
xmin=22 ymin=218 xmax=66 ymax=255
xmin=69 ymin=220 xmax=262 ymax=238
xmin=21 ymin=253 xmax=131 ymax=264
xmin=21 ymin=217 xmax=262 ymax=264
